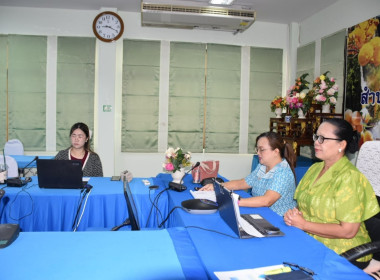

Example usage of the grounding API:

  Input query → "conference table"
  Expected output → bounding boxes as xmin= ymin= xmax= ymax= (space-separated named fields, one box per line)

xmin=155 ymin=173 xmax=372 ymax=280
xmin=0 ymin=228 xmax=208 ymax=280
xmin=0 ymin=172 xmax=372 ymax=280
xmin=10 ymin=155 xmax=53 ymax=168
xmin=0 ymin=176 xmax=168 ymax=231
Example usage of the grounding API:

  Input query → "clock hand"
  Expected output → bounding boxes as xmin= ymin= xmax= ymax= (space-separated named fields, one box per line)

xmin=104 ymin=25 xmax=118 ymax=32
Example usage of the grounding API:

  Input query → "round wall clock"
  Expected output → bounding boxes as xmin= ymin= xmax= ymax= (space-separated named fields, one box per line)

xmin=92 ymin=11 xmax=124 ymax=43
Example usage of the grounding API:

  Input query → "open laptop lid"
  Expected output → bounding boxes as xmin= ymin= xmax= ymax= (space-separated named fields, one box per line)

xmin=214 ymin=180 xmax=242 ymax=238
xmin=214 ymin=179 xmax=284 ymax=238
xmin=123 ymin=179 xmax=140 ymax=230
xmin=37 ymin=159 xmax=83 ymax=189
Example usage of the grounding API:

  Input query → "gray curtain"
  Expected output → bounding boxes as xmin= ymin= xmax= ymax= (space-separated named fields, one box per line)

xmin=56 ymin=37 xmax=95 ymax=150
xmin=122 ymin=39 xmax=160 ymax=152
xmin=248 ymin=47 xmax=283 ymax=153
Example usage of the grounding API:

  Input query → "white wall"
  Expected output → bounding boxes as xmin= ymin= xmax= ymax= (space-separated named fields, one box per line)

xmin=1 ymin=2 xmax=379 ymax=179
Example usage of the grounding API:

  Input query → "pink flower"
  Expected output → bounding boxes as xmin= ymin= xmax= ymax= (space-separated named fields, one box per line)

xmin=332 ymin=84 xmax=339 ymax=91
xmin=315 ymin=95 xmax=327 ymax=102
xmin=327 ymin=88 xmax=335 ymax=96
xmin=165 ymin=163 xmax=174 ymax=171
xmin=319 ymin=89 xmax=324 ymax=94
xmin=329 ymin=97 xmax=337 ymax=104
xmin=320 ymin=80 xmax=328 ymax=90
xmin=331 ymin=77 xmax=335 ymax=82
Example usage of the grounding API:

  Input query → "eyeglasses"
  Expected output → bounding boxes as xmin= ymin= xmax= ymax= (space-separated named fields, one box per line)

xmin=313 ymin=134 xmax=342 ymax=144
xmin=71 ymin=134 xmax=86 ymax=139
xmin=255 ymin=147 xmax=271 ymax=154
xmin=283 ymin=262 xmax=315 ymax=276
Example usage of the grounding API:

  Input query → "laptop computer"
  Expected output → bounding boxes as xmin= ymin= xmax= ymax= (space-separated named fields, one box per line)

xmin=37 ymin=159 xmax=84 ymax=189
xmin=214 ymin=179 xmax=284 ymax=239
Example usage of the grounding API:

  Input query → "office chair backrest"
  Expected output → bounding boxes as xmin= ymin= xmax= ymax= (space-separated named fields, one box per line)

xmin=4 ymin=139 xmax=24 ymax=156
xmin=356 ymin=140 xmax=380 ymax=197
xmin=0 ymin=155 xmax=19 ymax=178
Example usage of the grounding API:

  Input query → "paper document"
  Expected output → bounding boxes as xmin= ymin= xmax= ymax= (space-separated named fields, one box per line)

xmin=231 ymin=193 xmax=264 ymax=238
xmin=214 ymin=264 xmax=285 ymax=280
xmin=189 ymin=190 xmax=216 ymax=202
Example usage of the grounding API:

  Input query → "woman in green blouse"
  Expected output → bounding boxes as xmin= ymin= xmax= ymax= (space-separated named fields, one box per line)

xmin=284 ymin=118 xmax=379 ymax=270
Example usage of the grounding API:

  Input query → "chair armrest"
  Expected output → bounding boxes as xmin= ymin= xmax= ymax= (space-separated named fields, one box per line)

xmin=341 ymin=241 xmax=380 ymax=261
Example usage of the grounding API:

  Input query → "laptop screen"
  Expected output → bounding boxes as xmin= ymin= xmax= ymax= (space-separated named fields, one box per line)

xmin=124 ymin=180 xmax=140 ymax=230
xmin=37 ymin=159 xmax=83 ymax=189
xmin=214 ymin=181 xmax=241 ymax=237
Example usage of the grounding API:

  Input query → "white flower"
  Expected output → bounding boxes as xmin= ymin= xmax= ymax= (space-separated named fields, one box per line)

xmin=329 ymin=97 xmax=337 ymax=104
xmin=300 ymin=92 xmax=306 ymax=99
xmin=165 ymin=147 xmax=175 ymax=158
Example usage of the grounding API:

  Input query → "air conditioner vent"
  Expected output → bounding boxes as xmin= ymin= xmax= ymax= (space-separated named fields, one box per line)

xmin=141 ymin=1 xmax=256 ymax=33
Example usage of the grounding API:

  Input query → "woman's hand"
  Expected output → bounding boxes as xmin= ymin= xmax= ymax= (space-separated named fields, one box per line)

xmin=284 ymin=207 xmax=306 ymax=229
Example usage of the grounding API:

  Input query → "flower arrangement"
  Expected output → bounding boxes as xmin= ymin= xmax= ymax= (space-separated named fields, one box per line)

xmin=286 ymin=73 xmax=312 ymax=116
xmin=163 ymin=147 xmax=192 ymax=173
xmin=311 ymin=71 xmax=338 ymax=106
xmin=270 ymin=96 xmax=287 ymax=112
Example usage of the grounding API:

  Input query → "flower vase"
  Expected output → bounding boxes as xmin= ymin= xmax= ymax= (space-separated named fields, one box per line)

xmin=322 ymin=104 xmax=331 ymax=113
xmin=274 ymin=108 xmax=282 ymax=118
xmin=298 ymin=108 xmax=306 ymax=119
xmin=171 ymin=168 xmax=185 ymax=183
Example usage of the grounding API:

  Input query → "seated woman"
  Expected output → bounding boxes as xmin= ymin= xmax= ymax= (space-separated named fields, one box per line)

xmin=200 ymin=131 xmax=297 ymax=216
xmin=55 ymin=122 xmax=103 ymax=177
xmin=284 ymin=118 xmax=380 ymax=270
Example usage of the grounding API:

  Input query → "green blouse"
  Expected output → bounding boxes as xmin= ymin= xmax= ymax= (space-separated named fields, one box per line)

xmin=295 ymin=156 xmax=380 ymax=262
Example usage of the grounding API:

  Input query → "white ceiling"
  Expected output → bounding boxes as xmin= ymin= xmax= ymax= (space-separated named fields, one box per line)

xmin=0 ymin=0 xmax=339 ymax=24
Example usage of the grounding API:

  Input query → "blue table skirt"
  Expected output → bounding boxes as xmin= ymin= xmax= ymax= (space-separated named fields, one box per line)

xmin=0 ymin=228 xmax=206 ymax=280
xmin=0 ymin=177 xmax=168 ymax=231
xmin=155 ymin=173 xmax=371 ymax=280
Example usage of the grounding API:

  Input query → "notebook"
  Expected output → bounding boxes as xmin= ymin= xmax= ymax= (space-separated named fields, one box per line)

xmin=37 ymin=159 xmax=84 ymax=189
xmin=214 ymin=180 xmax=284 ymax=239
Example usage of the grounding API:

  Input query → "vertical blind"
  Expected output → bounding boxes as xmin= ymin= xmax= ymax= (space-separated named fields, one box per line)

xmin=2 ymin=35 xmax=47 ymax=150
xmin=320 ymin=29 xmax=346 ymax=113
xmin=56 ymin=37 xmax=96 ymax=150
xmin=1 ymin=36 xmax=284 ymax=154
xmin=296 ymin=42 xmax=315 ymax=82
xmin=122 ymin=39 xmax=161 ymax=152
xmin=248 ymin=47 xmax=283 ymax=153
xmin=169 ymin=42 xmax=205 ymax=152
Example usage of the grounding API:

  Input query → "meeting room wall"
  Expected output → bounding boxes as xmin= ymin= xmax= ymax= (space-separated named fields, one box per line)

xmin=1 ymin=1 xmax=379 ymax=179
xmin=0 ymin=6 xmax=289 ymax=179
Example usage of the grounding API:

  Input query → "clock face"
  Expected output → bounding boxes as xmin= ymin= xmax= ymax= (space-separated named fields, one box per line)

xmin=93 ymin=11 xmax=124 ymax=42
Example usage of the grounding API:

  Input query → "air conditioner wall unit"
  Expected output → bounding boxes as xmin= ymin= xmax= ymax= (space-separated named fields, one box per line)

xmin=141 ymin=0 xmax=256 ymax=34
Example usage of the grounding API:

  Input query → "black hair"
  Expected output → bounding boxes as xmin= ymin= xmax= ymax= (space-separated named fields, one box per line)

xmin=256 ymin=131 xmax=296 ymax=181
xmin=323 ymin=118 xmax=359 ymax=154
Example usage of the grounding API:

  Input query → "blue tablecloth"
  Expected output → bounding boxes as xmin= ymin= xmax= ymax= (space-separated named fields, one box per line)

xmin=11 ymin=155 xmax=53 ymax=168
xmin=0 ymin=228 xmax=207 ymax=280
xmin=252 ymin=155 xmax=316 ymax=184
xmin=155 ymin=173 xmax=371 ymax=280
xmin=0 ymin=177 xmax=168 ymax=231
